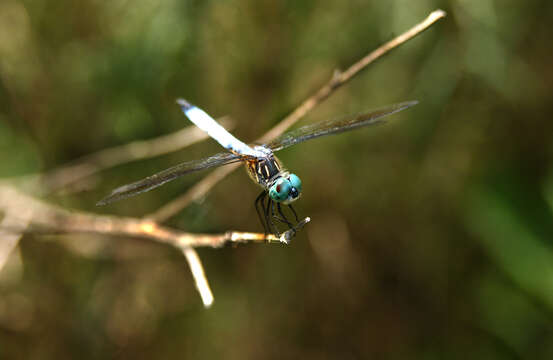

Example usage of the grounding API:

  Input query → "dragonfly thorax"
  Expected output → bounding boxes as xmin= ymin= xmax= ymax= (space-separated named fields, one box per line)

xmin=245 ymin=149 xmax=283 ymax=188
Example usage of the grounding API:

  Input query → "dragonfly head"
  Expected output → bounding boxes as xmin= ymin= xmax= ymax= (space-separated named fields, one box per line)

xmin=268 ymin=173 xmax=302 ymax=204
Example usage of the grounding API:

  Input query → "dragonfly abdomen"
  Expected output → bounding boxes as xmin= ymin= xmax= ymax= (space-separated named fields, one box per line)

xmin=177 ymin=99 xmax=264 ymax=157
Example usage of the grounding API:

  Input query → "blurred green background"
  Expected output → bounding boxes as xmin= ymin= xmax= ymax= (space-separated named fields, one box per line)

xmin=1 ymin=0 xmax=553 ymax=359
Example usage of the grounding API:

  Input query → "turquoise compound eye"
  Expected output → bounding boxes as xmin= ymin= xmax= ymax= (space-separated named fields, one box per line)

xmin=288 ymin=174 xmax=302 ymax=193
xmin=269 ymin=178 xmax=291 ymax=202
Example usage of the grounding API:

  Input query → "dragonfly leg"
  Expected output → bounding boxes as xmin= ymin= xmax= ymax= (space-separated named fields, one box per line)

xmin=272 ymin=211 xmax=290 ymax=225
xmin=288 ymin=204 xmax=300 ymax=222
xmin=255 ymin=191 xmax=269 ymax=233
xmin=277 ymin=203 xmax=294 ymax=230
xmin=269 ymin=201 xmax=288 ymax=224
xmin=270 ymin=201 xmax=280 ymax=236
xmin=265 ymin=198 xmax=279 ymax=236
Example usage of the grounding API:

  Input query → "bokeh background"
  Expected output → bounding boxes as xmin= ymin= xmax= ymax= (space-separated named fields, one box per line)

xmin=1 ymin=0 xmax=553 ymax=359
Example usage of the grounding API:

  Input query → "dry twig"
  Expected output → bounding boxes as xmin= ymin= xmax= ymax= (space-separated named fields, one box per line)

xmin=0 ymin=185 xmax=309 ymax=247
xmin=23 ymin=118 xmax=233 ymax=194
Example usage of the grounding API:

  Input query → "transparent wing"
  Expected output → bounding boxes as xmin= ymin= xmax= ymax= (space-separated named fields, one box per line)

xmin=97 ymin=152 xmax=243 ymax=205
xmin=267 ymin=101 xmax=418 ymax=152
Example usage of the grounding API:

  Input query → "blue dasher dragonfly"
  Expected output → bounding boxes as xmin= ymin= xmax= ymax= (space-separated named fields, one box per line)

xmin=98 ymin=99 xmax=418 ymax=237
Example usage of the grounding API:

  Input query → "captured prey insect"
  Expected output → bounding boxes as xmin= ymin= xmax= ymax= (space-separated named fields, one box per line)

xmin=97 ymin=99 xmax=418 ymax=237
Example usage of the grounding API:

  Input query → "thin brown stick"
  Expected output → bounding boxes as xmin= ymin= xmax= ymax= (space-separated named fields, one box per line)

xmin=261 ymin=10 xmax=446 ymax=143
xmin=26 ymin=118 xmax=232 ymax=194
xmin=0 ymin=185 xmax=306 ymax=248
xmin=149 ymin=9 xmax=446 ymax=222
xmin=147 ymin=163 xmax=240 ymax=222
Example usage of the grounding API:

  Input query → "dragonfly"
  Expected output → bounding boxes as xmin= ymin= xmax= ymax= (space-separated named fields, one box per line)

xmin=97 ymin=99 xmax=418 ymax=237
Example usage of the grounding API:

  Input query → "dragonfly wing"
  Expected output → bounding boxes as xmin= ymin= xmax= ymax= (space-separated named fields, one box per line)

xmin=97 ymin=152 xmax=242 ymax=205
xmin=267 ymin=101 xmax=418 ymax=152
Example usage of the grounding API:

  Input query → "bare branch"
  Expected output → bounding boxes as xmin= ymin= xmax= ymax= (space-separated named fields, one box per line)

xmin=183 ymin=248 xmax=214 ymax=308
xmin=259 ymin=9 xmax=446 ymax=143
xmin=147 ymin=162 xmax=240 ymax=222
xmin=25 ymin=118 xmax=232 ymax=194
xmin=149 ymin=9 xmax=447 ymax=222
xmin=0 ymin=185 xmax=307 ymax=248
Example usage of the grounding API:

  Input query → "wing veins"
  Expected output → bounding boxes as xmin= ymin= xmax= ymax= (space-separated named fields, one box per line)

xmin=97 ymin=152 xmax=242 ymax=205
xmin=267 ymin=101 xmax=418 ymax=151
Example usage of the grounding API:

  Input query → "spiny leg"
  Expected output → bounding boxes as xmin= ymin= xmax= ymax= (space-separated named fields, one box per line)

xmin=265 ymin=198 xmax=279 ymax=236
xmin=262 ymin=192 xmax=278 ymax=235
xmin=272 ymin=201 xmax=300 ymax=235
xmin=264 ymin=196 xmax=271 ymax=231
xmin=254 ymin=191 xmax=269 ymax=233
xmin=272 ymin=213 xmax=290 ymax=225
xmin=270 ymin=201 xmax=289 ymax=224
xmin=270 ymin=200 xmax=282 ymax=236
xmin=270 ymin=201 xmax=280 ymax=235
xmin=277 ymin=203 xmax=294 ymax=230
xmin=260 ymin=190 xmax=267 ymax=216
xmin=288 ymin=204 xmax=300 ymax=222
